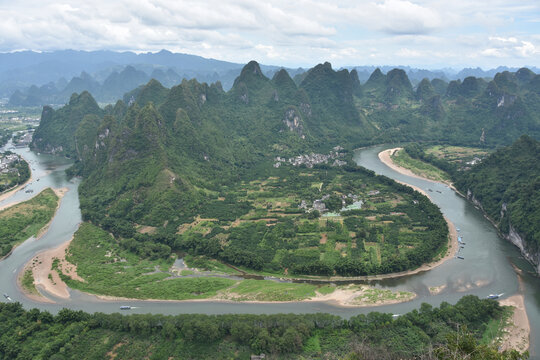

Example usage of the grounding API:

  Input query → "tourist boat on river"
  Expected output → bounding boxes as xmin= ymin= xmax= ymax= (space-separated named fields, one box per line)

xmin=120 ymin=306 xmax=132 ymax=310
xmin=487 ymin=293 xmax=504 ymax=299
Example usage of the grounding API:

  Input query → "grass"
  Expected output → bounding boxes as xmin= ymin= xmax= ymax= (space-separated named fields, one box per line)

xmin=64 ymin=223 xmax=345 ymax=301
xmin=426 ymin=145 xmax=489 ymax=166
xmin=0 ymin=188 xmax=59 ymax=257
xmin=21 ymin=269 xmax=38 ymax=295
xmin=480 ymin=307 xmax=514 ymax=346
xmin=63 ymin=223 xmax=236 ymax=300
xmin=391 ymin=149 xmax=451 ymax=183
xmin=317 ymin=285 xmax=336 ymax=295
xmin=221 ymin=279 xmax=321 ymax=301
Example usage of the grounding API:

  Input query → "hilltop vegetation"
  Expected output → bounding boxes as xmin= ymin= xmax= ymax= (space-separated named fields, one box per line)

xmin=0 ymin=296 xmax=527 ymax=359
xmin=29 ymin=61 xmax=540 ymax=281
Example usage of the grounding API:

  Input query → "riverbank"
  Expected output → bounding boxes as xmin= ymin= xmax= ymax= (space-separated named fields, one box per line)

xmin=379 ymin=148 xmax=457 ymax=190
xmin=88 ymin=284 xmax=416 ymax=307
xmin=34 ymin=187 xmax=68 ymax=240
xmin=0 ymin=171 xmax=33 ymax=211
xmin=22 ymin=242 xmax=418 ymax=307
xmin=24 ymin=234 xmax=78 ymax=300
xmin=380 ymin=147 xmax=531 ymax=353
xmin=499 ymin=293 xmax=530 ymax=353
xmin=0 ymin=187 xmax=66 ymax=262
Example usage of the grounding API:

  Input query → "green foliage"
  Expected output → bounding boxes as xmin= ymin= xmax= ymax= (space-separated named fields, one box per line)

xmin=31 ymin=91 xmax=103 ymax=157
xmin=0 ymin=188 xmax=58 ymax=257
xmin=64 ymin=223 xmax=235 ymax=300
xmin=455 ymin=135 xmax=540 ymax=252
xmin=0 ymin=296 xmax=526 ymax=359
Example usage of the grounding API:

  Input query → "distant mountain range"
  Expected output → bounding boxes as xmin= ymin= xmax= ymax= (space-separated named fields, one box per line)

xmin=3 ymin=50 xmax=539 ymax=107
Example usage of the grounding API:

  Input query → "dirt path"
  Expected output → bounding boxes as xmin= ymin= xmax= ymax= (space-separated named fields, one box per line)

xmin=499 ymin=294 xmax=529 ymax=352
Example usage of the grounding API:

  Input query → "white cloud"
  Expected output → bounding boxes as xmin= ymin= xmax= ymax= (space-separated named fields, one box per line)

xmin=0 ymin=0 xmax=539 ymax=68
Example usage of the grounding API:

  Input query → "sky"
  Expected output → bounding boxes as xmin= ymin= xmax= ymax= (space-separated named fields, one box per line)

xmin=0 ymin=0 xmax=539 ymax=69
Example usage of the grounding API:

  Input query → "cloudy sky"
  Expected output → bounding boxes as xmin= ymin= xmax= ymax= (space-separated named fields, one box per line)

xmin=1 ymin=0 xmax=539 ymax=68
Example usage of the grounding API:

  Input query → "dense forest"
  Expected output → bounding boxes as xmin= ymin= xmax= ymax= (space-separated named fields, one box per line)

xmin=28 ymin=61 xmax=540 ymax=279
xmin=0 ymin=296 xmax=527 ymax=359
xmin=454 ymin=136 xmax=540 ymax=268
xmin=398 ymin=138 xmax=540 ymax=274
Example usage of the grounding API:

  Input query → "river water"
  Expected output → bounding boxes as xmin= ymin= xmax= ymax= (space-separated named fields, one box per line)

xmin=0 ymin=143 xmax=538 ymax=356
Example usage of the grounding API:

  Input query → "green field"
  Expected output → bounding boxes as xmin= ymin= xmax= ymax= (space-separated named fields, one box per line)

xmin=62 ymin=223 xmax=336 ymax=301
xmin=391 ymin=148 xmax=451 ymax=183
xmin=20 ymin=268 xmax=39 ymax=295
xmin=0 ymin=188 xmax=59 ymax=257
xmin=426 ymin=145 xmax=489 ymax=169
xmin=175 ymin=165 xmax=448 ymax=278
xmin=61 ymin=223 xmax=424 ymax=302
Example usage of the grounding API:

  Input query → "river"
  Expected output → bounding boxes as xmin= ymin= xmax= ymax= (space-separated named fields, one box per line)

xmin=0 ymin=143 xmax=538 ymax=356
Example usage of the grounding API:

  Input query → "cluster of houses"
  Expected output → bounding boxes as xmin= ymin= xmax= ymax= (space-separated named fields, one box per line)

xmin=299 ymin=193 xmax=362 ymax=214
xmin=14 ymin=131 xmax=33 ymax=147
xmin=273 ymin=146 xmax=346 ymax=168
xmin=0 ymin=153 xmax=20 ymax=174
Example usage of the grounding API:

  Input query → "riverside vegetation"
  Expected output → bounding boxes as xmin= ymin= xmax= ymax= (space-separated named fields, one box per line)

xmin=392 ymin=137 xmax=540 ymax=274
xmin=0 ymin=188 xmax=58 ymax=257
xmin=0 ymin=296 xmax=527 ymax=359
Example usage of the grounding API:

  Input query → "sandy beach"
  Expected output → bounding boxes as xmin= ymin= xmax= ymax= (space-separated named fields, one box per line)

xmin=0 ymin=175 xmax=34 ymax=211
xmin=23 ymin=231 xmax=84 ymax=301
xmin=91 ymin=284 xmax=416 ymax=308
xmin=499 ymin=294 xmax=530 ymax=352
xmin=379 ymin=148 xmax=457 ymax=190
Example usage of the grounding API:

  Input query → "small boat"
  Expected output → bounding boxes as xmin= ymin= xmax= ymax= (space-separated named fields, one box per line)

xmin=392 ymin=314 xmax=401 ymax=318
xmin=436 ymin=190 xmax=442 ymax=193
xmin=456 ymin=228 xmax=461 ymax=232
xmin=487 ymin=293 xmax=504 ymax=299
xmin=456 ymin=256 xmax=465 ymax=260
xmin=428 ymin=189 xmax=433 ymax=192
xmin=3 ymin=294 xmax=11 ymax=301
xmin=120 ymin=306 xmax=132 ymax=310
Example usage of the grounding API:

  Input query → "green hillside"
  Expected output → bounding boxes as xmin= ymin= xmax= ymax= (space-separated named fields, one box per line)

xmin=455 ymin=135 xmax=540 ymax=257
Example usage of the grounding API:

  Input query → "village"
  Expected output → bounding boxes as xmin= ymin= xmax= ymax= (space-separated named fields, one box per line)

xmin=273 ymin=146 xmax=347 ymax=168
xmin=0 ymin=153 xmax=21 ymax=174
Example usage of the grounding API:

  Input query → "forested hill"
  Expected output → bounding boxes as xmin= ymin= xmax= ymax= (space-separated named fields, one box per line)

xmin=31 ymin=61 xmax=376 ymax=233
xmin=455 ymin=135 xmax=540 ymax=270
xmin=30 ymin=61 xmax=540 ymax=238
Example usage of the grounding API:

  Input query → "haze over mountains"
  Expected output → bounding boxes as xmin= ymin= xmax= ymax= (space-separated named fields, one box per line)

xmin=4 ymin=50 xmax=539 ymax=107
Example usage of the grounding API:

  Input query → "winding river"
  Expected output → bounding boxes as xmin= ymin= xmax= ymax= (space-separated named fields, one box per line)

xmin=0 ymin=143 xmax=538 ymax=356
